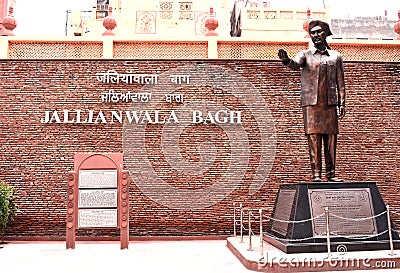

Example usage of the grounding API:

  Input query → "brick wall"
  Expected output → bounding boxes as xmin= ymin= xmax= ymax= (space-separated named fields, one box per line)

xmin=1 ymin=60 xmax=399 ymax=238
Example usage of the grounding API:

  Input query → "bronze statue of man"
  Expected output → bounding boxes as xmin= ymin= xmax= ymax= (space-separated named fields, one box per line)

xmin=278 ymin=20 xmax=346 ymax=182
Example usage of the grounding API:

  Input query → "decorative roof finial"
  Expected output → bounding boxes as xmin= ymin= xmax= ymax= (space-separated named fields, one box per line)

xmin=2 ymin=7 xmax=17 ymax=36
xmin=102 ymin=6 xmax=117 ymax=36
xmin=205 ymin=7 xmax=219 ymax=36
xmin=302 ymin=8 xmax=312 ymax=38
xmin=394 ymin=10 xmax=400 ymax=40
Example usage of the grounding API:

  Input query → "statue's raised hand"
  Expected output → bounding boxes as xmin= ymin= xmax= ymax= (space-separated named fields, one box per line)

xmin=278 ymin=49 xmax=290 ymax=62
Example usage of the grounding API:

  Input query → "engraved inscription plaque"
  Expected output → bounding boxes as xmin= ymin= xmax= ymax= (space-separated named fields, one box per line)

xmin=78 ymin=209 xmax=118 ymax=228
xmin=78 ymin=189 xmax=118 ymax=208
xmin=79 ymin=170 xmax=117 ymax=188
xmin=271 ymin=189 xmax=297 ymax=236
xmin=308 ymin=188 xmax=377 ymax=237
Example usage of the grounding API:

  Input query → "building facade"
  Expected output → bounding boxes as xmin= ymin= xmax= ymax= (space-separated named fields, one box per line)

xmin=68 ymin=0 xmax=232 ymax=37
xmin=66 ymin=0 xmax=328 ymax=38
xmin=331 ymin=17 xmax=398 ymax=40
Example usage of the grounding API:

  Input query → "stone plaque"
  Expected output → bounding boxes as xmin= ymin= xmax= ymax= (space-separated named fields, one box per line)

xmin=271 ymin=189 xmax=297 ymax=236
xmin=308 ymin=188 xmax=377 ymax=237
xmin=79 ymin=170 xmax=117 ymax=188
xmin=78 ymin=189 xmax=118 ymax=208
xmin=78 ymin=209 xmax=118 ymax=228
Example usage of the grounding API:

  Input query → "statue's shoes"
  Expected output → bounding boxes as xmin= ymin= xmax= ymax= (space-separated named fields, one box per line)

xmin=327 ymin=177 xmax=344 ymax=182
xmin=312 ymin=177 xmax=322 ymax=182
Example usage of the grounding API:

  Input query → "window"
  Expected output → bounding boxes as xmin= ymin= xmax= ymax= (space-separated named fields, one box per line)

xmin=179 ymin=2 xmax=193 ymax=20
xmin=96 ymin=0 xmax=109 ymax=19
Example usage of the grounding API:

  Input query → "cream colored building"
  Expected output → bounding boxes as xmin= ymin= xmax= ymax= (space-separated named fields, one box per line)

xmin=68 ymin=0 xmax=329 ymax=38
xmin=69 ymin=0 xmax=232 ymax=37
xmin=238 ymin=6 xmax=330 ymax=39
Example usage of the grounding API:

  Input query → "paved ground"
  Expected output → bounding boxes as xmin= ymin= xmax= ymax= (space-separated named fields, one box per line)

xmin=0 ymin=240 xmax=254 ymax=273
xmin=0 ymin=240 xmax=399 ymax=273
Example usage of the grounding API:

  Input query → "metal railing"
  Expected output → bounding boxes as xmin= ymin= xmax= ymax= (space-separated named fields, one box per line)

xmin=233 ymin=203 xmax=400 ymax=259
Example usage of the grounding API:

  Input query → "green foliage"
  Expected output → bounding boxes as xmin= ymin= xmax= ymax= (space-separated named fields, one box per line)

xmin=0 ymin=182 xmax=18 ymax=237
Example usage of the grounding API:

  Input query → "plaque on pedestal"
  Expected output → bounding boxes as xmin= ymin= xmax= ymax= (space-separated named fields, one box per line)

xmin=270 ymin=189 xmax=297 ymax=237
xmin=264 ymin=182 xmax=400 ymax=253
xmin=309 ymin=188 xmax=377 ymax=237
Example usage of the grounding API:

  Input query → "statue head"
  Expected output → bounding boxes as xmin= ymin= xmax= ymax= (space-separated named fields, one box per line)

xmin=308 ymin=20 xmax=332 ymax=49
xmin=308 ymin=20 xmax=332 ymax=36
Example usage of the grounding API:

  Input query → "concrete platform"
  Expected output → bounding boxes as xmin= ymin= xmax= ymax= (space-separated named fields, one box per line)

xmin=227 ymin=236 xmax=400 ymax=272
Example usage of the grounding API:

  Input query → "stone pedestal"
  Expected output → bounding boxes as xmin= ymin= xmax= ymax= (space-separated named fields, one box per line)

xmin=265 ymin=182 xmax=400 ymax=253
